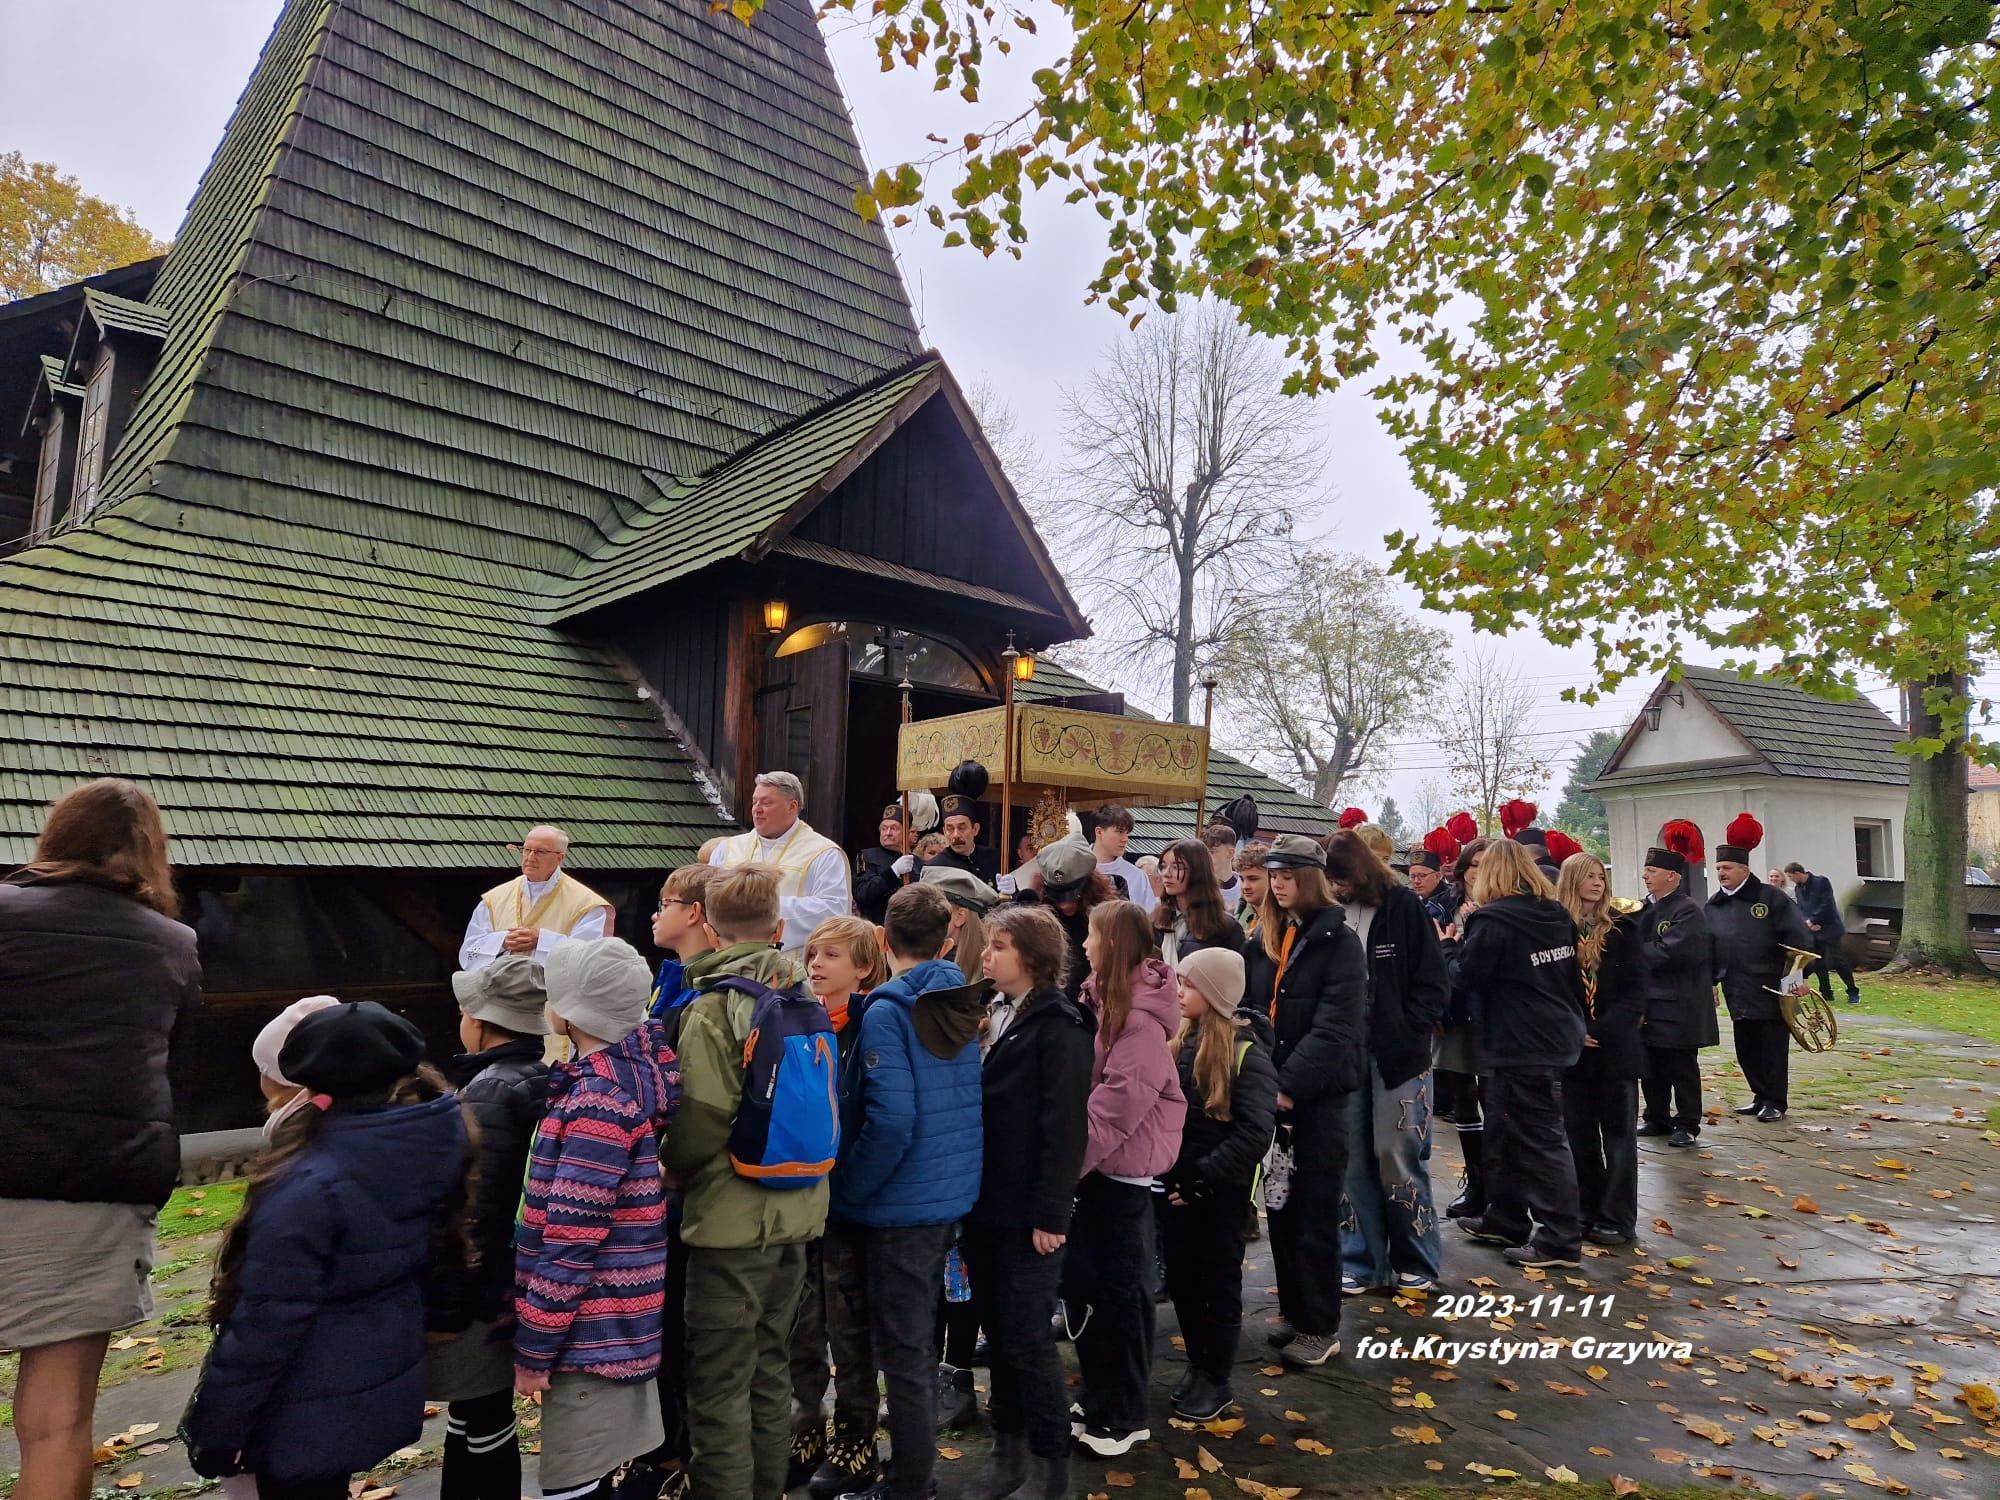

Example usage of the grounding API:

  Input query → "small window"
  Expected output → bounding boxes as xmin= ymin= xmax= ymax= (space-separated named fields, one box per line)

xmin=1854 ymin=818 xmax=1892 ymax=879
xmin=31 ymin=406 xmax=69 ymax=537
xmin=785 ymin=706 xmax=813 ymax=779
xmin=775 ymin=620 xmax=985 ymax=693
xmin=73 ymin=350 xmax=114 ymax=518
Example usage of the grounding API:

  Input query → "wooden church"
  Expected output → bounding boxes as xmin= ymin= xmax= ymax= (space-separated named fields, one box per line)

xmin=0 ymin=0 xmax=1331 ymax=1126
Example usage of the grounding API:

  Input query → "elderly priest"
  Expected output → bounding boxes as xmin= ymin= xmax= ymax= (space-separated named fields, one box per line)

xmin=708 ymin=770 xmax=851 ymax=951
xmin=458 ymin=824 xmax=614 ymax=970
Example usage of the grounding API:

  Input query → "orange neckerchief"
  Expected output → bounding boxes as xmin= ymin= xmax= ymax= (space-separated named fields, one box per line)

xmin=1269 ymin=923 xmax=1299 ymax=1020
xmin=819 ymin=992 xmax=852 ymax=1033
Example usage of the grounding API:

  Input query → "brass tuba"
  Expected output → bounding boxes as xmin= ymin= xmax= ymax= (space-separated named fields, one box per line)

xmin=1768 ymin=944 xmax=1838 ymax=1052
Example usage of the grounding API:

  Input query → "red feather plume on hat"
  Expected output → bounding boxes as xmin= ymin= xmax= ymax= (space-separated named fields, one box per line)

xmin=1724 ymin=812 xmax=1764 ymax=852
xmin=1545 ymin=830 xmax=1583 ymax=864
xmin=1661 ymin=819 xmax=1705 ymax=863
xmin=1338 ymin=806 xmax=1369 ymax=830
xmin=1422 ymin=827 xmax=1461 ymax=863
xmin=1445 ymin=811 xmax=1480 ymax=844
xmin=1499 ymin=798 xmax=1538 ymax=837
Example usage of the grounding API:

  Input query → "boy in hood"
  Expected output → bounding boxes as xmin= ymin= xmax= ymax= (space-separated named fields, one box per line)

xmin=514 ymin=939 xmax=681 ymax=1500
xmin=661 ymin=866 xmax=822 ymax=1500
xmin=826 ymin=883 xmax=985 ymax=1500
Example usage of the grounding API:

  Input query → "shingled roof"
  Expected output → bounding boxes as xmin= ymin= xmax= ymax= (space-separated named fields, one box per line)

xmin=0 ymin=0 xmax=960 ymax=869
xmin=1021 ymin=660 xmax=1336 ymax=844
xmin=1597 ymin=664 xmax=1909 ymax=789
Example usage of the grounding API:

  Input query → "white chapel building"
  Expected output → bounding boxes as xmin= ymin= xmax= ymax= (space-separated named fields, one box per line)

xmin=1593 ymin=666 xmax=1908 ymax=907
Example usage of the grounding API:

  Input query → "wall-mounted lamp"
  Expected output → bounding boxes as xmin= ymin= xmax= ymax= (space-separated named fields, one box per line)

xmin=762 ymin=599 xmax=790 ymax=635
xmin=1644 ymin=703 xmax=1663 ymax=731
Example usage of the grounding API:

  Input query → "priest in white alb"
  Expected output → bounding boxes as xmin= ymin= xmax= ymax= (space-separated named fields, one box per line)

xmin=708 ymin=771 xmax=850 ymax=951
xmin=458 ymin=824 xmax=614 ymax=970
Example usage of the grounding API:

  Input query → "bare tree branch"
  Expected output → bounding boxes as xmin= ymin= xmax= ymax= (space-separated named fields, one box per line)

xmin=1036 ymin=301 xmax=1328 ymax=721
xmin=1439 ymin=647 xmax=1553 ymax=833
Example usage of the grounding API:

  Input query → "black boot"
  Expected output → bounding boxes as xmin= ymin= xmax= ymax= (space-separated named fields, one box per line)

xmin=937 ymin=1362 xmax=981 ymax=1431
xmin=965 ymin=1432 xmax=1028 ymax=1500
xmin=1023 ymin=1451 xmax=1070 ymax=1499
xmin=1446 ymin=1127 xmax=1484 ymax=1220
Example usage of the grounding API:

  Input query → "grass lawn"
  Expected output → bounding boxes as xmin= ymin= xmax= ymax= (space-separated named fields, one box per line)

xmin=1853 ymin=971 xmax=2000 ymax=1043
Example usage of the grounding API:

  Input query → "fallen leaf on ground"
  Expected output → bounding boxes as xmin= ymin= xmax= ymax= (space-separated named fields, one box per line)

xmin=1424 ymin=1459 xmax=1444 ymax=1471
xmin=1546 ymin=1380 xmax=1589 ymax=1396
xmin=1651 ymin=1448 xmax=1690 ymax=1463
xmin=1586 ymin=1364 xmax=1608 ymax=1381
xmin=1259 ymin=1365 xmax=1283 ymax=1376
xmin=1255 ymin=1434 xmax=1275 ymax=1447
xmin=1197 ymin=1447 xmax=1223 ymax=1473
xmin=1293 ymin=1437 xmax=1332 ymax=1454
xmin=1103 ymin=1474 xmax=1135 ymax=1489
xmin=110 ymin=1337 xmax=139 ymax=1351
xmin=1679 ymin=1415 xmax=1734 ymax=1445
xmin=1799 ymin=1410 xmax=1833 ymax=1423
xmin=1282 ymin=1410 xmax=1306 ymax=1422
xmin=1795 ymin=1196 xmax=1820 ymax=1213
xmin=1589 ymin=1446 xmax=1612 ymax=1456
xmin=136 ymin=1444 xmax=170 ymax=1458
xmin=1846 ymin=1413 xmax=1887 ymax=1431
xmin=1391 ymin=1425 xmax=1440 ymax=1444
xmin=1496 ymin=1409 xmax=1518 ymax=1420
xmin=114 ymin=1477 xmax=144 ymax=1490
xmin=1612 ymin=1479 xmax=1640 ymax=1496
xmin=1545 ymin=1464 xmax=1579 ymax=1482
xmin=1494 ymin=1376 xmax=1519 ymax=1391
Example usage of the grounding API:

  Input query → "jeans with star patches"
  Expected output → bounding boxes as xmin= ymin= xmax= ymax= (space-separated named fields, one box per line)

xmin=1338 ymin=1068 xmax=1442 ymax=1287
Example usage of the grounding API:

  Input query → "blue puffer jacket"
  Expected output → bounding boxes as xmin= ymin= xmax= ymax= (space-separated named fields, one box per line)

xmin=829 ymin=959 xmax=985 ymax=1227
xmin=184 ymin=1094 xmax=467 ymax=1482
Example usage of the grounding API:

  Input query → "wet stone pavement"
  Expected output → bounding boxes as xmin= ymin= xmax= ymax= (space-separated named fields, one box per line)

xmin=23 ymin=1005 xmax=2000 ymax=1499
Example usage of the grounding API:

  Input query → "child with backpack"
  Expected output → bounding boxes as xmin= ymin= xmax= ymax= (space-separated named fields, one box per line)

xmin=661 ymin=865 xmax=833 ymax=1500
xmin=427 ymin=955 xmax=553 ymax=1500
xmin=650 ymin=863 xmax=720 ymax=1034
xmin=513 ymin=938 xmax=680 ymax=1500
xmin=1159 ymin=949 xmax=1278 ymax=1422
xmin=826 ymin=885 xmax=985 ymax=1500
xmin=962 ymin=905 xmax=1094 ymax=1500
xmin=183 ymin=1002 xmax=471 ymax=1500
xmin=790 ymin=917 xmax=890 ymax=1498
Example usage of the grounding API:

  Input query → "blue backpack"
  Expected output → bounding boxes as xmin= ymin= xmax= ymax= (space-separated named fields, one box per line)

xmin=710 ymin=977 xmax=840 ymax=1189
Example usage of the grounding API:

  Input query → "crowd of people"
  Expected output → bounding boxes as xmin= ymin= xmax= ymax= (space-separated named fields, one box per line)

xmin=0 ymin=775 xmax=1859 ymax=1500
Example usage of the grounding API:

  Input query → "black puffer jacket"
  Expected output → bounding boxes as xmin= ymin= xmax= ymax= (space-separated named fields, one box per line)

xmin=1708 ymin=876 xmax=1816 ymax=1022
xmin=427 ymin=1038 xmax=548 ymax=1331
xmin=0 ymin=876 xmax=201 ymax=1205
xmin=1630 ymin=887 xmax=1717 ymax=1049
xmin=1243 ymin=907 xmax=1370 ymax=1107
xmin=971 ymin=985 xmax=1095 ymax=1234
xmin=1352 ymin=885 xmax=1451 ymax=1089
xmin=1452 ymin=895 xmax=1587 ymax=1072
xmin=1164 ymin=1008 xmax=1278 ymax=1199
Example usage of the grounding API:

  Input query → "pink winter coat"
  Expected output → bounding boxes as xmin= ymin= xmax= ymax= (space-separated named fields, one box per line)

xmin=1079 ymin=958 xmax=1187 ymax=1179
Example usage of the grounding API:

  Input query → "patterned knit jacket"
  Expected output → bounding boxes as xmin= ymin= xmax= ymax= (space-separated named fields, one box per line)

xmin=514 ymin=1019 xmax=680 ymax=1380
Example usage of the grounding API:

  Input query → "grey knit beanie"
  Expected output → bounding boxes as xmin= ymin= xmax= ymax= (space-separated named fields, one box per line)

xmin=1177 ymin=947 xmax=1247 ymax=1020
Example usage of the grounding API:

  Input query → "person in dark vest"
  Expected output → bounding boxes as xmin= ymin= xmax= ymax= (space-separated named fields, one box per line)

xmin=1552 ymin=853 xmax=1644 ymax=1246
xmin=1784 ymin=861 xmax=1862 ymax=1006
xmin=925 ymin=793 xmax=1002 ymax=886
xmin=1711 ymin=818 xmax=1816 ymax=1121
xmin=1632 ymin=840 xmax=1716 ymax=1147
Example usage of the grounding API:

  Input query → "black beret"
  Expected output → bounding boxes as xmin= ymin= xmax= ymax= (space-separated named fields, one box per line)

xmin=278 ymin=1001 xmax=427 ymax=1096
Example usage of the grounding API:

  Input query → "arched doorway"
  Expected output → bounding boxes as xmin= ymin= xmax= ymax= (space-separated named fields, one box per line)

xmin=760 ymin=620 xmax=997 ymax=850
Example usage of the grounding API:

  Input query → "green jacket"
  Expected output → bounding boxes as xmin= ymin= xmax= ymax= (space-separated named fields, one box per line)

xmin=661 ymin=942 xmax=829 ymax=1249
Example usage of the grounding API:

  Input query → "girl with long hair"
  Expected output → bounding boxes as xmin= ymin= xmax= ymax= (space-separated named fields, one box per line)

xmin=1321 ymin=830 xmax=1450 ymax=1297
xmin=184 ymin=1003 xmax=473 ymax=1500
xmin=1451 ymin=841 xmax=1588 ymax=1269
xmin=1159 ymin=949 xmax=1277 ymax=1421
xmin=964 ymin=906 xmax=1094 ymax=1500
xmin=1153 ymin=839 xmax=1245 ymax=965
xmin=1436 ymin=836 xmax=1491 ymax=1219
xmin=1553 ymin=853 xmax=1645 ymax=1247
xmin=1063 ymin=901 xmax=1185 ymax=1456
xmin=1241 ymin=836 xmax=1368 ymax=1367
xmin=0 ymin=779 xmax=200 ymax=1500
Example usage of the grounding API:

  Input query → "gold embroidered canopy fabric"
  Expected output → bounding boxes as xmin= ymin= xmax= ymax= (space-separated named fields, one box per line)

xmin=897 ymin=705 xmax=1209 ymax=806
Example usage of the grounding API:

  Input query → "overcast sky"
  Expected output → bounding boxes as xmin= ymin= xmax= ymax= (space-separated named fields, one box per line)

xmin=2 ymin=0 xmax=1911 ymax=824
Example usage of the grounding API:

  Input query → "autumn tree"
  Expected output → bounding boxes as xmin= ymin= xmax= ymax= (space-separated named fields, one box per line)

xmin=1214 ymin=551 xmax=1449 ymax=802
xmin=1047 ymin=300 xmax=1325 ymax=723
xmin=1440 ymin=650 xmax=1550 ymax=835
xmin=1 ymin=153 xmax=164 ymax=301
xmin=829 ymin=0 xmax=1997 ymax=971
xmin=1554 ymin=728 xmax=1620 ymax=860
